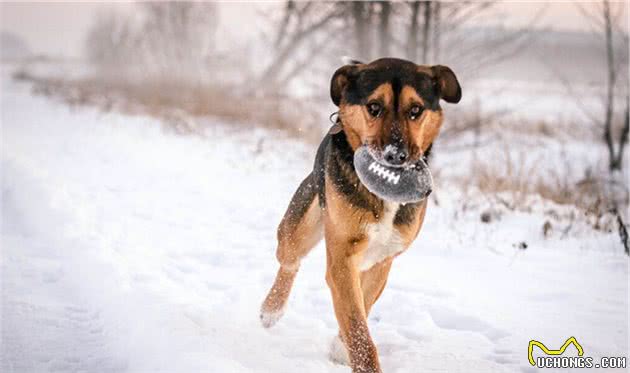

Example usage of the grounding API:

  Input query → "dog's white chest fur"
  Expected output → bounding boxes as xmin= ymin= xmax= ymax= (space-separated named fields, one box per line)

xmin=359 ymin=202 xmax=405 ymax=271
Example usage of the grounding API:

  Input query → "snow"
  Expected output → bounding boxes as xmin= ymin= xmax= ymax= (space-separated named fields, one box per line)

xmin=2 ymin=65 xmax=628 ymax=372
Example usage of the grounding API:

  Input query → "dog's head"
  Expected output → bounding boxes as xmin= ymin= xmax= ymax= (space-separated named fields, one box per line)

xmin=331 ymin=58 xmax=461 ymax=166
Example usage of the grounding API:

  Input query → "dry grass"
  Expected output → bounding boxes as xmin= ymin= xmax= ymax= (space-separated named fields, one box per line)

xmin=430 ymin=96 xmax=628 ymax=231
xmin=451 ymin=147 xmax=629 ymax=230
xmin=13 ymin=69 xmax=628 ymax=233
xmin=13 ymin=69 xmax=323 ymax=142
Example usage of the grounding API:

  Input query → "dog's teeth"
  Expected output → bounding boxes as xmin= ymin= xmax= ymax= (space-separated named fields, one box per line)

xmin=368 ymin=162 xmax=399 ymax=184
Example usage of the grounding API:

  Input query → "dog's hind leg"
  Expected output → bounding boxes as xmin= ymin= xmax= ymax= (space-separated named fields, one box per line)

xmin=260 ymin=173 xmax=323 ymax=328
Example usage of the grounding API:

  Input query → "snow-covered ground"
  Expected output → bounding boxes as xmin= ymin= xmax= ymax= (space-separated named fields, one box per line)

xmin=2 ymin=66 xmax=628 ymax=373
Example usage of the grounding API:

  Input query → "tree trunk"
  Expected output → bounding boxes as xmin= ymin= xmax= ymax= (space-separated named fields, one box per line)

xmin=614 ymin=96 xmax=629 ymax=168
xmin=407 ymin=1 xmax=421 ymax=61
xmin=421 ymin=1 xmax=432 ymax=64
xmin=275 ymin=1 xmax=295 ymax=48
xmin=431 ymin=2 xmax=441 ymax=63
xmin=603 ymin=0 xmax=618 ymax=171
xmin=353 ymin=2 xmax=369 ymax=59
xmin=379 ymin=1 xmax=391 ymax=57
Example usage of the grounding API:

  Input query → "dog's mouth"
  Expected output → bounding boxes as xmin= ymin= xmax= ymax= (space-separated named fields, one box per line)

xmin=354 ymin=146 xmax=433 ymax=204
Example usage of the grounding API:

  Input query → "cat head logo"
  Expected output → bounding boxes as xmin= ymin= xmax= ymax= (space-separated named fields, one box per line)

xmin=528 ymin=337 xmax=584 ymax=366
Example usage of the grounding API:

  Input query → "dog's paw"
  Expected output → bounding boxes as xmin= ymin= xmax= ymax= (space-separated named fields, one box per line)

xmin=328 ymin=335 xmax=350 ymax=366
xmin=260 ymin=307 xmax=285 ymax=328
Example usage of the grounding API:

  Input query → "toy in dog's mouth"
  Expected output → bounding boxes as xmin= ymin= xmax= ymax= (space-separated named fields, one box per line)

xmin=354 ymin=146 xmax=433 ymax=204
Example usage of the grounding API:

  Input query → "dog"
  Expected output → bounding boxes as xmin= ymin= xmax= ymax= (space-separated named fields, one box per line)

xmin=260 ymin=58 xmax=461 ymax=373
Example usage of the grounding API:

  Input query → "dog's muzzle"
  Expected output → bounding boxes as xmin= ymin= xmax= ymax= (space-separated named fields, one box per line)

xmin=354 ymin=146 xmax=433 ymax=203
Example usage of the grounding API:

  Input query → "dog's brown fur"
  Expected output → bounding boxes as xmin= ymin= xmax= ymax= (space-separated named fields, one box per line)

xmin=261 ymin=58 xmax=461 ymax=373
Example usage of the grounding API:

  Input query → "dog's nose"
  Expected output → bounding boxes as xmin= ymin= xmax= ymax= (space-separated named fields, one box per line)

xmin=383 ymin=147 xmax=408 ymax=166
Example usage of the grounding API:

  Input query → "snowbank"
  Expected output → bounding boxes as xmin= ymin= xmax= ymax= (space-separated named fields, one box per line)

xmin=2 ymin=67 xmax=628 ymax=372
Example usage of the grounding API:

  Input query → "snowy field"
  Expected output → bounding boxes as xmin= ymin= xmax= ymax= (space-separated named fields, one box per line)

xmin=1 ymin=66 xmax=629 ymax=372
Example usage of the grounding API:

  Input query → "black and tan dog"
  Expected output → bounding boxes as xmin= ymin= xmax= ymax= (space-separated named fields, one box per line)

xmin=260 ymin=58 xmax=461 ymax=373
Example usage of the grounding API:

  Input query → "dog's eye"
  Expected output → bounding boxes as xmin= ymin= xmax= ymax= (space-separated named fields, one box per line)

xmin=367 ymin=102 xmax=382 ymax=117
xmin=408 ymin=105 xmax=423 ymax=120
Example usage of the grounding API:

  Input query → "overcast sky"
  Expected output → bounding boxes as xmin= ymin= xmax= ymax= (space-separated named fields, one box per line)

xmin=1 ymin=1 xmax=627 ymax=58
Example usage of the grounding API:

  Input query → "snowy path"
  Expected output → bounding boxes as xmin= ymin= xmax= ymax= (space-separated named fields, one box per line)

xmin=2 ymin=69 xmax=628 ymax=373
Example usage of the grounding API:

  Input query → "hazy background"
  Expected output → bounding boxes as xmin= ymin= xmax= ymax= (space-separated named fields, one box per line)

xmin=1 ymin=0 xmax=629 ymax=228
xmin=2 ymin=3 xmax=629 ymax=372
xmin=1 ymin=2 xmax=620 ymax=58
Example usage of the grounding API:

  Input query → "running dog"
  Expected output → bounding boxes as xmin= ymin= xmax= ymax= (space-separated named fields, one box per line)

xmin=260 ymin=58 xmax=461 ymax=373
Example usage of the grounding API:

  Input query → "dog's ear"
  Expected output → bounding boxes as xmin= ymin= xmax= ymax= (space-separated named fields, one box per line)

xmin=431 ymin=65 xmax=461 ymax=104
xmin=330 ymin=63 xmax=360 ymax=106
xmin=341 ymin=56 xmax=364 ymax=66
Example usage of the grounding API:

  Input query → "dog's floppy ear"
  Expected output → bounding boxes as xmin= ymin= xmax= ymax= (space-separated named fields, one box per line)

xmin=431 ymin=65 xmax=461 ymax=104
xmin=330 ymin=61 xmax=361 ymax=106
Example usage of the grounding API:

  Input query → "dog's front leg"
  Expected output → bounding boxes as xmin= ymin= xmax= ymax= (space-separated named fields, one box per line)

xmin=325 ymin=234 xmax=381 ymax=373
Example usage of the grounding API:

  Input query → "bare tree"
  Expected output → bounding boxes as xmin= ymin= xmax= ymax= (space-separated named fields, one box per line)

xmin=85 ymin=3 xmax=219 ymax=84
xmin=407 ymin=2 xmax=421 ymax=61
xmin=85 ymin=11 xmax=135 ymax=74
xmin=140 ymin=2 xmax=218 ymax=83
xmin=402 ymin=1 xmax=537 ymax=71
xmin=258 ymin=2 xmax=343 ymax=89
xmin=577 ymin=0 xmax=629 ymax=171
xmin=421 ymin=1 xmax=431 ymax=63
xmin=573 ymin=0 xmax=630 ymax=255
xmin=259 ymin=1 xmax=539 ymax=96
xmin=353 ymin=2 xmax=370 ymax=58
xmin=431 ymin=2 xmax=441 ymax=64
xmin=378 ymin=1 xmax=391 ymax=57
